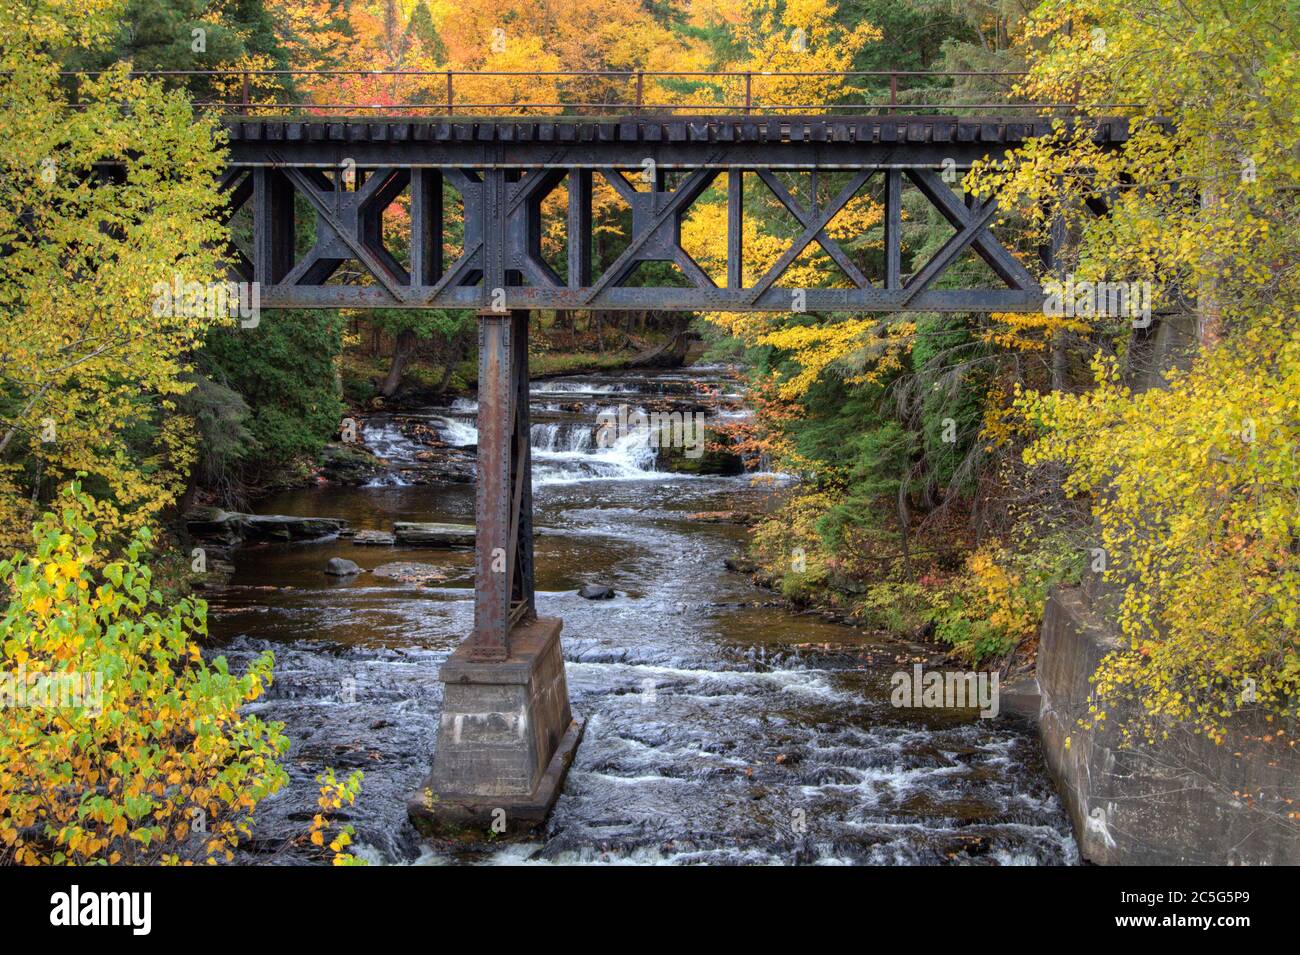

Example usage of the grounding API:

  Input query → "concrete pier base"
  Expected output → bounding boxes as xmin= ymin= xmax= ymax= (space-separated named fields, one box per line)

xmin=407 ymin=616 xmax=582 ymax=833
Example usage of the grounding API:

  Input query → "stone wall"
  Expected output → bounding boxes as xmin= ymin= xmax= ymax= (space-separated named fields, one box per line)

xmin=1037 ymin=586 xmax=1300 ymax=864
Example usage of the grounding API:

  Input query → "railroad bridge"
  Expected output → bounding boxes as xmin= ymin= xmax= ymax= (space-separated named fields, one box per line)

xmin=218 ymin=110 xmax=1127 ymax=830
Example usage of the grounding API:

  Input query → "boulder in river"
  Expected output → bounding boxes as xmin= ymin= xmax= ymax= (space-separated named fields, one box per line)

xmin=316 ymin=441 xmax=384 ymax=484
xmin=689 ymin=510 xmax=760 ymax=526
xmin=353 ymin=530 xmax=397 ymax=546
xmin=578 ymin=583 xmax=617 ymax=600
xmin=656 ymin=425 xmax=744 ymax=476
xmin=392 ymin=522 xmax=475 ymax=547
xmin=325 ymin=558 xmax=362 ymax=577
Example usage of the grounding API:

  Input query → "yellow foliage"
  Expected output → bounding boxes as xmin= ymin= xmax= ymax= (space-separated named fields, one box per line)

xmin=0 ymin=486 xmax=288 ymax=865
xmin=1020 ymin=320 xmax=1300 ymax=739
xmin=0 ymin=11 xmax=230 ymax=550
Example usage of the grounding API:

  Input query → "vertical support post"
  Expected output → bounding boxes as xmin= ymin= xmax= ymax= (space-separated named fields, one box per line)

xmin=567 ymin=168 xmax=592 ymax=288
xmin=508 ymin=310 xmax=535 ymax=620
xmin=410 ymin=169 xmax=443 ymax=287
xmin=446 ymin=71 xmax=454 ymax=115
xmin=253 ymin=168 xmax=294 ymax=285
xmin=469 ymin=308 xmax=536 ymax=660
xmin=884 ymin=169 xmax=902 ymax=289
xmin=470 ymin=310 xmax=514 ymax=661
xmin=744 ymin=72 xmax=753 ymax=114
xmin=483 ymin=161 xmax=506 ymax=304
xmin=727 ymin=170 xmax=744 ymax=289
xmin=635 ymin=72 xmax=644 ymax=113
xmin=889 ymin=72 xmax=898 ymax=113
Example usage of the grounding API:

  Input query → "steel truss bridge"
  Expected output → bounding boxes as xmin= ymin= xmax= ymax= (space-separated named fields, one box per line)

xmin=220 ymin=115 xmax=1129 ymax=317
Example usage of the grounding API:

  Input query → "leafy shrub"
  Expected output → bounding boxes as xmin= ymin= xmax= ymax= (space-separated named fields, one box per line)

xmin=0 ymin=485 xmax=288 ymax=864
xmin=310 ymin=768 xmax=366 ymax=866
xmin=750 ymin=490 xmax=837 ymax=601
xmin=926 ymin=536 xmax=1084 ymax=664
xmin=1021 ymin=335 xmax=1300 ymax=740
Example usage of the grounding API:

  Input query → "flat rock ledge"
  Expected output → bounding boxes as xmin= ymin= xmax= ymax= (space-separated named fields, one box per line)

xmin=392 ymin=522 xmax=476 ymax=547
xmin=187 ymin=507 xmax=349 ymax=545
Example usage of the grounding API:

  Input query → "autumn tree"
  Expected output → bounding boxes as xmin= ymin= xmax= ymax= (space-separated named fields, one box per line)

xmin=971 ymin=0 xmax=1300 ymax=735
xmin=0 ymin=0 xmax=230 ymax=549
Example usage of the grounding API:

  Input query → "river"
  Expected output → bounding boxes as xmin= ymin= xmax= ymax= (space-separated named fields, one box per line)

xmin=206 ymin=365 xmax=1078 ymax=865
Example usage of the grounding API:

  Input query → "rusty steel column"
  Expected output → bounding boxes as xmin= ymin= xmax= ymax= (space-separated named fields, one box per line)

xmin=468 ymin=308 xmax=536 ymax=660
xmin=468 ymin=309 xmax=514 ymax=661
xmin=507 ymin=309 xmax=536 ymax=621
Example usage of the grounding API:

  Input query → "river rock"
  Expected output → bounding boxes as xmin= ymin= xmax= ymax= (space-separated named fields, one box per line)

xmin=317 ymin=441 xmax=386 ymax=484
xmin=656 ymin=425 xmax=744 ymax=476
xmin=998 ymin=673 xmax=1041 ymax=721
xmin=688 ymin=510 xmax=760 ymax=525
xmin=187 ymin=507 xmax=350 ymax=546
xmin=392 ymin=522 xmax=475 ymax=547
xmin=353 ymin=530 xmax=396 ymax=546
xmin=372 ymin=561 xmax=451 ymax=583
xmin=578 ymin=583 xmax=616 ymax=600
xmin=325 ymin=558 xmax=362 ymax=577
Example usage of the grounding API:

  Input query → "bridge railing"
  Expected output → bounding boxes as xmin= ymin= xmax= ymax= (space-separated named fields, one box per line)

xmin=56 ymin=68 xmax=1126 ymax=117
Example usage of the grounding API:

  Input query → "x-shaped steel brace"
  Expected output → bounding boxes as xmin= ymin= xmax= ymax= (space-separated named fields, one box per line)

xmin=746 ymin=170 xmax=874 ymax=305
xmin=904 ymin=169 xmax=1037 ymax=302
xmin=583 ymin=163 xmax=723 ymax=303
xmin=274 ymin=162 xmax=410 ymax=300
xmin=219 ymin=169 xmax=254 ymax=282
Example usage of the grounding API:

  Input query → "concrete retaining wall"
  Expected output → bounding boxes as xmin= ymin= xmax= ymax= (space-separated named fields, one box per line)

xmin=1037 ymin=586 xmax=1300 ymax=865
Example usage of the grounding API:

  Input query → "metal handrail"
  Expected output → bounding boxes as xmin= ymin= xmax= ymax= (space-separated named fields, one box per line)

xmin=43 ymin=67 xmax=1085 ymax=116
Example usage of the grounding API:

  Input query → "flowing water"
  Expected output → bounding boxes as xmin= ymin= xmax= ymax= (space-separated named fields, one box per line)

xmin=207 ymin=366 xmax=1077 ymax=865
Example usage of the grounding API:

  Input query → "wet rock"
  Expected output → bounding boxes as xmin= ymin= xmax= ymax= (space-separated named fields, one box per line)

xmin=578 ymin=584 xmax=617 ymax=600
xmin=656 ymin=426 xmax=745 ymax=476
xmin=998 ymin=674 xmax=1041 ymax=721
xmin=725 ymin=556 xmax=757 ymax=574
xmin=186 ymin=507 xmax=349 ymax=546
xmin=317 ymin=441 xmax=384 ymax=484
xmin=688 ymin=510 xmax=760 ymax=526
xmin=392 ymin=522 xmax=475 ymax=547
xmin=353 ymin=530 xmax=396 ymax=546
xmin=372 ymin=561 xmax=451 ymax=584
xmin=325 ymin=558 xmax=362 ymax=577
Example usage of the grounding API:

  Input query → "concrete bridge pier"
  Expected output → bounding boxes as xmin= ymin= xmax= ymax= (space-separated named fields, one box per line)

xmin=408 ymin=309 xmax=583 ymax=833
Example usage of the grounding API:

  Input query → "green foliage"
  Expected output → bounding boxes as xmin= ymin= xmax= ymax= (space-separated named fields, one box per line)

xmin=925 ymin=535 xmax=1085 ymax=664
xmin=0 ymin=485 xmax=288 ymax=865
xmin=0 ymin=0 xmax=229 ymax=549
xmin=200 ymin=312 xmax=346 ymax=486
xmin=62 ymin=0 xmax=290 ymax=100
xmin=310 ymin=768 xmax=366 ymax=866
xmin=911 ymin=313 xmax=987 ymax=491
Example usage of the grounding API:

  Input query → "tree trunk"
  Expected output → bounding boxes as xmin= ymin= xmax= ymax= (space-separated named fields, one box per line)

xmin=380 ymin=328 xmax=417 ymax=397
xmin=1051 ymin=328 xmax=1068 ymax=391
xmin=627 ymin=316 xmax=691 ymax=369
